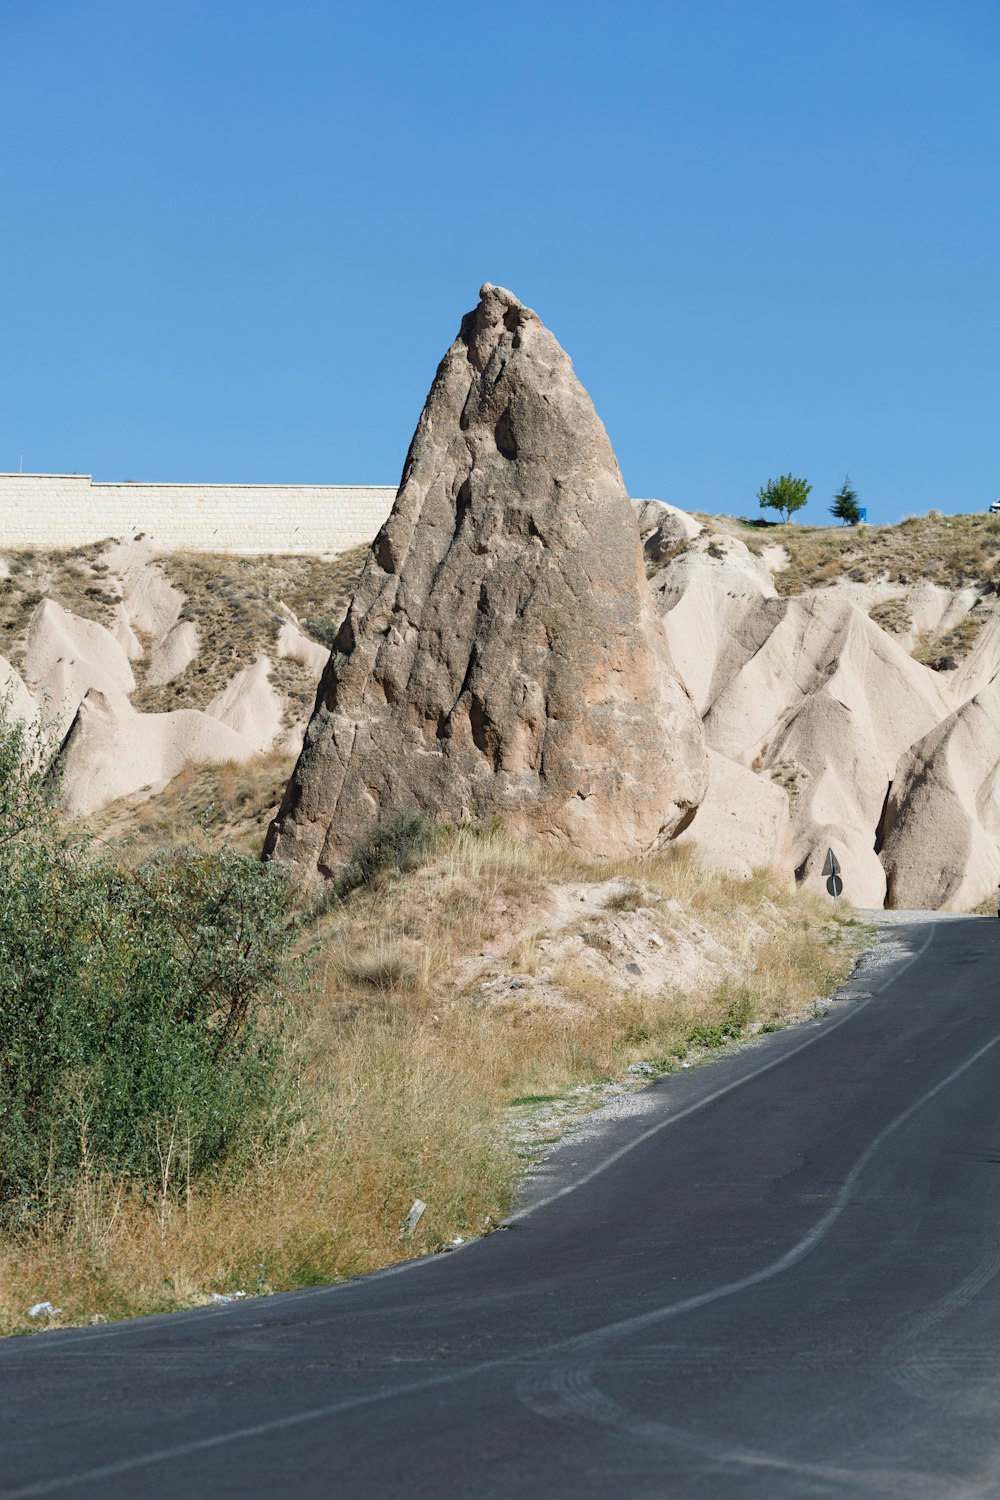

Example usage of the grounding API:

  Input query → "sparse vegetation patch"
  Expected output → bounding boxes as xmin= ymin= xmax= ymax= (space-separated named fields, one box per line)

xmin=0 ymin=540 xmax=365 ymax=722
xmin=868 ymin=597 xmax=913 ymax=636
xmin=0 ymin=544 xmax=119 ymax=665
xmin=130 ymin=545 xmax=366 ymax=712
xmin=723 ymin=511 xmax=1000 ymax=597
xmin=912 ymin=615 xmax=983 ymax=671
xmin=0 ymin=783 xmax=864 ymax=1333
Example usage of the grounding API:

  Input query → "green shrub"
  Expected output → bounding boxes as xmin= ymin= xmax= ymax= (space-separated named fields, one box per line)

xmin=683 ymin=987 xmax=755 ymax=1052
xmin=300 ymin=615 xmax=340 ymax=650
xmin=0 ymin=700 xmax=299 ymax=1225
xmin=337 ymin=811 xmax=436 ymax=897
xmin=0 ymin=702 xmax=60 ymax=851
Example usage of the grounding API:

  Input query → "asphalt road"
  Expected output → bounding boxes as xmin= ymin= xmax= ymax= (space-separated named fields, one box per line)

xmin=4 ymin=917 xmax=1000 ymax=1499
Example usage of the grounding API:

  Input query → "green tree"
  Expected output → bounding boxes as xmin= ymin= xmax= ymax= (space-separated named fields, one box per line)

xmin=757 ymin=473 xmax=812 ymax=523
xmin=0 ymin=698 xmax=62 ymax=850
xmin=830 ymin=474 xmax=862 ymax=526
xmin=0 ymin=696 xmax=301 ymax=1224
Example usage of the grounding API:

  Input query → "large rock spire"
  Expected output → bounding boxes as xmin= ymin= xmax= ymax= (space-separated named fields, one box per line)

xmin=265 ymin=283 xmax=707 ymax=878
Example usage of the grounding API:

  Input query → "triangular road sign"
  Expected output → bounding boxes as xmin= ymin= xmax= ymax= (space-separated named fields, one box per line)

xmin=822 ymin=848 xmax=841 ymax=877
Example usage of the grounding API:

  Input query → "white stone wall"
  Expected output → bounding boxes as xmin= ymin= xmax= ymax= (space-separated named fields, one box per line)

xmin=0 ymin=474 xmax=397 ymax=554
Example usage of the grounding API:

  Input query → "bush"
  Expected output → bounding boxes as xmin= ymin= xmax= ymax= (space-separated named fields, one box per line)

xmin=0 ymin=700 xmax=299 ymax=1225
xmin=337 ymin=810 xmax=436 ymax=897
xmin=0 ymin=704 xmax=58 ymax=851
xmin=300 ymin=615 xmax=340 ymax=650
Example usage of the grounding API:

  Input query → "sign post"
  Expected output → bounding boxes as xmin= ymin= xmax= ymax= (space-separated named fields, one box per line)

xmin=822 ymin=848 xmax=843 ymax=907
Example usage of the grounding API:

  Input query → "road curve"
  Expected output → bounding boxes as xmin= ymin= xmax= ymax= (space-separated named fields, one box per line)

xmin=4 ymin=917 xmax=1000 ymax=1499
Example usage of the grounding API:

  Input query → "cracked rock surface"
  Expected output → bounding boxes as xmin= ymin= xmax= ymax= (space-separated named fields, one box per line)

xmin=266 ymin=283 xmax=707 ymax=878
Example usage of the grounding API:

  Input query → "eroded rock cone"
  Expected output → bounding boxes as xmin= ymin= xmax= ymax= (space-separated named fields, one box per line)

xmin=265 ymin=283 xmax=707 ymax=879
xmin=880 ymin=677 xmax=1000 ymax=911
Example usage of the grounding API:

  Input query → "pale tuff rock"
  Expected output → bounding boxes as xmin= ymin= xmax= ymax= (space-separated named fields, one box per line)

xmin=2 ymin=545 xmax=310 ymax=811
xmin=23 ymin=598 xmax=136 ymax=732
xmin=820 ymin=578 xmax=981 ymax=656
xmin=633 ymin=498 xmax=703 ymax=561
xmin=102 ymin=540 xmax=184 ymax=640
xmin=145 ymin=620 xmax=199 ymax=686
xmin=675 ymin=749 xmax=793 ymax=884
xmin=945 ymin=613 xmax=1000 ymax=704
xmin=759 ymin=543 xmax=789 ymax=574
xmin=56 ymin=686 xmax=255 ymax=815
xmin=266 ymin=283 xmax=708 ymax=878
xmin=651 ymin=533 xmax=779 ymax=715
xmin=760 ymin=690 xmax=894 ymax=907
xmin=704 ymin=594 xmax=950 ymax=773
xmin=110 ymin=602 xmax=144 ymax=662
xmin=651 ymin=540 xmax=954 ymax=907
xmin=276 ymin=614 xmax=329 ymax=676
xmin=652 ymin=531 xmax=777 ymax=614
xmin=206 ymin=657 xmax=283 ymax=754
xmin=880 ymin=675 xmax=1000 ymax=911
xmin=707 ymin=596 xmax=950 ymax=907
xmin=0 ymin=655 xmax=37 ymax=726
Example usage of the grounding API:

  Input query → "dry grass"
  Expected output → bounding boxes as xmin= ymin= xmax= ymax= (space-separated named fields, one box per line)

xmin=0 ymin=821 xmax=865 ymax=1336
xmin=0 ymin=539 xmax=365 ymax=719
xmin=868 ymin=597 xmax=913 ymax=636
xmin=0 ymin=1010 xmax=509 ymax=1329
xmin=701 ymin=511 xmax=1000 ymax=597
xmin=130 ymin=545 xmax=367 ymax=712
xmin=0 ymin=542 xmax=120 ymax=665
xmin=84 ymin=752 xmax=296 ymax=858
xmin=911 ymin=615 xmax=983 ymax=671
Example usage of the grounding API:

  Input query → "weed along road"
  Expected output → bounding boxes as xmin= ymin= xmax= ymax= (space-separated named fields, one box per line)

xmin=5 ymin=917 xmax=1000 ymax=1499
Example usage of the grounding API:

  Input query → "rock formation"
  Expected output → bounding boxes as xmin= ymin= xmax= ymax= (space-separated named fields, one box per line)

xmin=265 ymin=283 xmax=708 ymax=879
xmin=0 ymin=655 xmax=37 ymax=726
xmin=206 ymin=658 xmax=284 ymax=755
xmin=652 ymin=532 xmax=780 ymax=715
xmin=23 ymin=599 xmax=136 ymax=733
xmin=633 ymin=498 xmax=703 ymax=562
xmin=11 ymin=323 xmax=1000 ymax=911
xmin=55 ymin=686 xmax=255 ymax=815
xmin=675 ymin=749 xmax=793 ymax=883
xmin=104 ymin=540 xmax=184 ymax=639
xmin=276 ymin=612 xmax=329 ymax=676
xmin=146 ymin=620 xmax=199 ymax=686
xmin=880 ymin=674 xmax=1000 ymax=910
xmin=0 ymin=553 xmax=292 ymax=814
xmin=651 ymin=538 xmax=953 ymax=905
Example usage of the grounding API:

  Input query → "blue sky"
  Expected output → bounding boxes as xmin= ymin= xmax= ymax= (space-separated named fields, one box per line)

xmin=1 ymin=0 xmax=997 ymax=526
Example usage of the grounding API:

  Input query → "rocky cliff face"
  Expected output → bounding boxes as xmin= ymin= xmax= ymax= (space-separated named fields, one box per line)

xmin=880 ymin=677 xmax=1000 ymax=910
xmin=265 ymin=283 xmax=708 ymax=879
xmin=649 ymin=525 xmax=1000 ymax=910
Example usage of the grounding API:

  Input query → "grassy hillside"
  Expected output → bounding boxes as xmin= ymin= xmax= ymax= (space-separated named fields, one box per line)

xmin=708 ymin=510 xmax=1000 ymax=597
xmin=132 ymin=546 xmax=366 ymax=711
